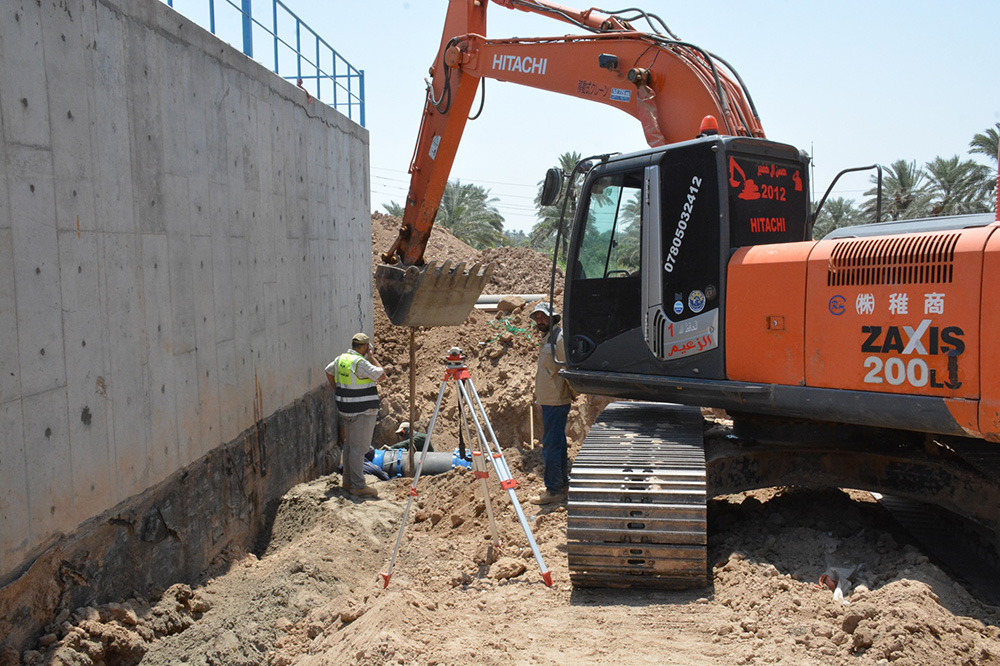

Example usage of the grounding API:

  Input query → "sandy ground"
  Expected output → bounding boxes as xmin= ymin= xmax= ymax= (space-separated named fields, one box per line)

xmin=16 ymin=217 xmax=1000 ymax=666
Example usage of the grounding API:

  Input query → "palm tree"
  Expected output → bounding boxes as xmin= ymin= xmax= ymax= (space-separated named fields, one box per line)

xmin=435 ymin=179 xmax=505 ymax=250
xmin=969 ymin=123 xmax=1000 ymax=166
xmin=382 ymin=201 xmax=405 ymax=217
xmin=968 ymin=124 xmax=998 ymax=213
xmin=924 ymin=155 xmax=993 ymax=216
xmin=811 ymin=197 xmax=862 ymax=239
xmin=615 ymin=189 xmax=642 ymax=270
xmin=862 ymin=159 xmax=932 ymax=221
xmin=503 ymin=229 xmax=530 ymax=247
xmin=530 ymin=151 xmax=584 ymax=257
xmin=382 ymin=181 xmax=506 ymax=249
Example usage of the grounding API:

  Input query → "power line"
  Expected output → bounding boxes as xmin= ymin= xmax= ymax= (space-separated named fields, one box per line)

xmin=370 ymin=187 xmax=538 ymax=209
xmin=370 ymin=164 xmax=548 ymax=232
xmin=372 ymin=164 xmax=542 ymax=190
xmin=370 ymin=175 xmax=539 ymax=204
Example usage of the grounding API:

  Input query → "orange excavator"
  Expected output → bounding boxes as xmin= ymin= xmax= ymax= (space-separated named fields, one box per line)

xmin=377 ymin=0 xmax=1000 ymax=588
xmin=376 ymin=0 xmax=763 ymax=326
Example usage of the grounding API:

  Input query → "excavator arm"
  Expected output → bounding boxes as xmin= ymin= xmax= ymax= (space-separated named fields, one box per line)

xmin=376 ymin=0 xmax=765 ymax=326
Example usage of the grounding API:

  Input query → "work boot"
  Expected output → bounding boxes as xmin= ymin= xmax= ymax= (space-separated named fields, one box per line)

xmin=530 ymin=489 xmax=566 ymax=505
xmin=348 ymin=485 xmax=379 ymax=499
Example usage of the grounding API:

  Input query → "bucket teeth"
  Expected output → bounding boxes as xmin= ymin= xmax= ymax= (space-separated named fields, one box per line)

xmin=375 ymin=260 xmax=494 ymax=327
xmin=451 ymin=262 xmax=467 ymax=287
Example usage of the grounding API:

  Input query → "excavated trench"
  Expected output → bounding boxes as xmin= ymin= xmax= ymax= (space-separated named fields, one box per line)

xmin=13 ymin=216 xmax=1000 ymax=666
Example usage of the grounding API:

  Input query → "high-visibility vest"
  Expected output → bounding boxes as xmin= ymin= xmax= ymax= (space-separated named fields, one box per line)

xmin=332 ymin=351 xmax=379 ymax=413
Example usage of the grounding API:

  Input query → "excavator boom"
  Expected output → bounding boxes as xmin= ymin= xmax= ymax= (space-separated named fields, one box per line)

xmin=376 ymin=0 xmax=763 ymax=326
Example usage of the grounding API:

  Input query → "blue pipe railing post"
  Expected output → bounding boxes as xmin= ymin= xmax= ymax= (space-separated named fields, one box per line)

xmin=295 ymin=20 xmax=302 ymax=84
xmin=331 ymin=58 xmax=337 ymax=109
xmin=272 ymin=0 xmax=279 ymax=76
xmin=241 ymin=0 xmax=253 ymax=57
xmin=359 ymin=70 xmax=365 ymax=126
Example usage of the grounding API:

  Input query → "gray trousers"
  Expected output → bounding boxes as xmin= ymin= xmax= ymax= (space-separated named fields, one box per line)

xmin=339 ymin=410 xmax=377 ymax=489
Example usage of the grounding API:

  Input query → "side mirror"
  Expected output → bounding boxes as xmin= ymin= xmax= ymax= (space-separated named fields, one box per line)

xmin=539 ymin=167 xmax=564 ymax=207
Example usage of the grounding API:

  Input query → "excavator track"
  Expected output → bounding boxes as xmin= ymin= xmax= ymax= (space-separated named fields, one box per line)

xmin=567 ymin=402 xmax=708 ymax=588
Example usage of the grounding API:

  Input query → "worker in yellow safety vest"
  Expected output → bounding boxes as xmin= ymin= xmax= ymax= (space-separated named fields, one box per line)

xmin=326 ymin=332 xmax=385 ymax=499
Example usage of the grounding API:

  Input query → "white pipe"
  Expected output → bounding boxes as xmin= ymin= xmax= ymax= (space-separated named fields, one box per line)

xmin=475 ymin=294 xmax=546 ymax=305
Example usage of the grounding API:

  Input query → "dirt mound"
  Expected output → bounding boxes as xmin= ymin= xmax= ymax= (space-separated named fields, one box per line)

xmin=478 ymin=245 xmax=565 ymax=297
xmin=371 ymin=212 xmax=482 ymax=267
xmin=707 ymin=488 xmax=1000 ymax=665
xmin=40 ymin=479 xmax=1000 ymax=666
xmin=371 ymin=211 xmax=564 ymax=297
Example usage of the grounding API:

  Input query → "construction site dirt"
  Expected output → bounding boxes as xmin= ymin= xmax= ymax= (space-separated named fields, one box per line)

xmin=13 ymin=214 xmax=1000 ymax=666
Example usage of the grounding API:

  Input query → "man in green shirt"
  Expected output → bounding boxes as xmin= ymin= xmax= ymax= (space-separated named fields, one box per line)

xmin=393 ymin=422 xmax=433 ymax=452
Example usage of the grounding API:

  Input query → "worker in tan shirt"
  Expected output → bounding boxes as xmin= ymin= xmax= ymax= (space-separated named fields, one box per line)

xmin=528 ymin=302 xmax=575 ymax=505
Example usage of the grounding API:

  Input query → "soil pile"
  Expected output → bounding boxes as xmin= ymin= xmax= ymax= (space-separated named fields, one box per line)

xmin=15 ymin=214 xmax=1000 ymax=666
xmin=477 ymin=245 xmax=564 ymax=297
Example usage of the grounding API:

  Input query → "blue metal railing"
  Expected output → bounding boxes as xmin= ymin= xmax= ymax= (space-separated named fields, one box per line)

xmin=163 ymin=0 xmax=365 ymax=126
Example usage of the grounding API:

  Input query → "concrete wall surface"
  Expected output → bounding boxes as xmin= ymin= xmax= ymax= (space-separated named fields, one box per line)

xmin=0 ymin=0 xmax=371 ymax=587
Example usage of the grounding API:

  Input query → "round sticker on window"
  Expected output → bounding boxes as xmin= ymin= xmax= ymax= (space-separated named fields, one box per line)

xmin=673 ymin=300 xmax=684 ymax=315
xmin=688 ymin=290 xmax=706 ymax=314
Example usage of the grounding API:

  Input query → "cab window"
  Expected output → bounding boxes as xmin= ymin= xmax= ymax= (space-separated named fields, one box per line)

xmin=575 ymin=174 xmax=641 ymax=279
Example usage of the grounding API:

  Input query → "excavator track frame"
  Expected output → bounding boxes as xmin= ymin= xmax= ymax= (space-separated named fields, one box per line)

xmin=568 ymin=402 xmax=708 ymax=588
xmin=567 ymin=402 xmax=1000 ymax=589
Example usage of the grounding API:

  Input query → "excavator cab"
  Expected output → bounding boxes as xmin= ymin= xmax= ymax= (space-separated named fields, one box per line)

xmin=562 ymin=136 xmax=811 ymax=390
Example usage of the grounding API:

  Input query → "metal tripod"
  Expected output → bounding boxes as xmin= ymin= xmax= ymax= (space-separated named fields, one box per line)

xmin=379 ymin=347 xmax=552 ymax=588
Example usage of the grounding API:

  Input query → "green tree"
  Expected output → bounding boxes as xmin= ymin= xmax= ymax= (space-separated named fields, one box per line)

xmin=811 ymin=197 xmax=863 ymax=239
xmin=862 ymin=159 xmax=932 ymax=221
xmin=435 ymin=179 xmax=505 ymax=250
xmin=530 ymin=151 xmax=583 ymax=257
xmin=616 ymin=189 xmax=642 ymax=268
xmin=502 ymin=229 xmax=530 ymax=247
xmin=969 ymin=123 xmax=1000 ymax=166
xmin=924 ymin=155 xmax=992 ymax=216
xmin=382 ymin=200 xmax=405 ymax=217
xmin=968 ymin=124 xmax=998 ymax=213
xmin=383 ymin=181 xmax=506 ymax=249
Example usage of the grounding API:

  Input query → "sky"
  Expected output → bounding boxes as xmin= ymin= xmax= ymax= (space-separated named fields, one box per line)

xmin=171 ymin=1 xmax=1000 ymax=235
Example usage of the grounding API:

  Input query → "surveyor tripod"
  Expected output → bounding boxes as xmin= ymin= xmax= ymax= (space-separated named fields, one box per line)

xmin=379 ymin=347 xmax=552 ymax=588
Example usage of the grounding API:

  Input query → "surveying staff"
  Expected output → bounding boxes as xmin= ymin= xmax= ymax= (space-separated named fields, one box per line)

xmin=326 ymin=332 xmax=385 ymax=499
xmin=528 ymin=302 xmax=575 ymax=505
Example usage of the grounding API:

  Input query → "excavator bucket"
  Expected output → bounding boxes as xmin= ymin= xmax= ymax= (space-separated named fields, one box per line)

xmin=375 ymin=260 xmax=495 ymax=327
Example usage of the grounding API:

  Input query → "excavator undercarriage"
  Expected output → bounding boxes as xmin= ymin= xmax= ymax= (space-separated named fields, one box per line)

xmin=568 ymin=402 xmax=1000 ymax=588
xmin=568 ymin=402 xmax=708 ymax=588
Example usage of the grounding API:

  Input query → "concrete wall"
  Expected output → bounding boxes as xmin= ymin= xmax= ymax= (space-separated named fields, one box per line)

xmin=0 ymin=0 xmax=371 ymax=584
